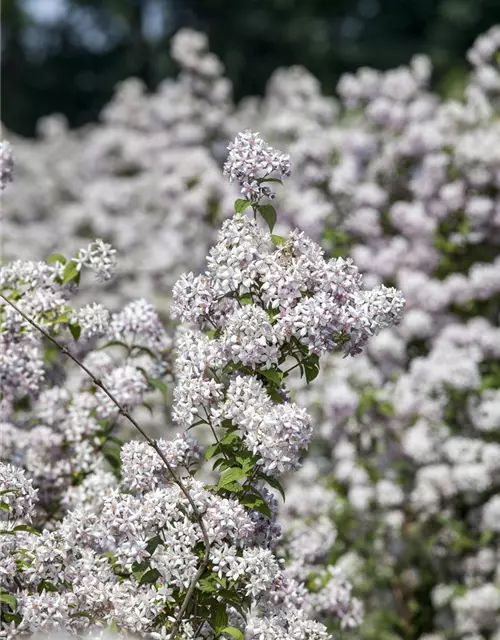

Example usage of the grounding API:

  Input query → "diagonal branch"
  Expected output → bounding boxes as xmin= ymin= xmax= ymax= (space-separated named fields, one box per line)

xmin=0 ymin=292 xmax=210 ymax=640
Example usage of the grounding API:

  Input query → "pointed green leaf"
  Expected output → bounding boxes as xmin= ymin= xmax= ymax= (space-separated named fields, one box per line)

xmin=258 ymin=368 xmax=283 ymax=386
xmin=258 ymin=204 xmax=277 ymax=232
xmin=260 ymin=177 xmax=283 ymax=185
xmin=0 ymin=593 xmax=17 ymax=610
xmin=222 ymin=628 xmax=244 ymax=640
xmin=205 ymin=443 xmax=220 ymax=461
xmin=46 ymin=253 xmax=67 ymax=265
xmin=62 ymin=261 xmax=80 ymax=284
xmin=234 ymin=199 xmax=251 ymax=214
xmin=69 ymin=323 xmax=81 ymax=342
xmin=13 ymin=524 xmax=40 ymax=536
xmin=139 ymin=568 xmax=160 ymax=585
xmin=149 ymin=379 xmax=168 ymax=396
xmin=239 ymin=493 xmax=271 ymax=518
xmin=213 ymin=602 xmax=229 ymax=632
xmin=220 ymin=431 xmax=241 ymax=446
xmin=271 ymin=234 xmax=287 ymax=246
xmin=218 ymin=467 xmax=246 ymax=489
xmin=259 ymin=474 xmax=286 ymax=501
xmin=238 ymin=293 xmax=253 ymax=305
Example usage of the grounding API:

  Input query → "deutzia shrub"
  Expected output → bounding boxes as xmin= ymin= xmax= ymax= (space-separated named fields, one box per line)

xmin=0 ymin=134 xmax=404 ymax=639
xmin=5 ymin=22 xmax=500 ymax=639
xmin=281 ymin=26 xmax=500 ymax=640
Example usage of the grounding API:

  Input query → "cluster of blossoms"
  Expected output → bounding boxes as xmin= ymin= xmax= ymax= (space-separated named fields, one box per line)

xmin=170 ymin=133 xmax=403 ymax=483
xmin=223 ymin=130 xmax=291 ymax=200
xmin=0 ymin=133 xmax=401 ymax=639
xmin=1 ymin=140 xmax=14 ymax=189
xmin=0 ymin=241 xmax=173 ymax=525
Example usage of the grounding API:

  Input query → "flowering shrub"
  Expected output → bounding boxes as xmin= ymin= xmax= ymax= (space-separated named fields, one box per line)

xmin=286 ymin=26 xmax=500 ymax=640
xmin=0 ymin=132 xmax=405 ymax=638
xmin=3 ymin=22 xmax=500 ymax=640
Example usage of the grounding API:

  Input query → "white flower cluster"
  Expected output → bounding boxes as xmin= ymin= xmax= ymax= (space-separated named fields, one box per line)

xmin=0 ymin=140 xmax=14 ymax=190
xmin=71 ymin=303 xmax=110 ymax=339
xmin=170 ymin=156 xmax=403 ymax=476
xmin=0 ymin=462 xmax=38 ymax=521
xmin=223 ymin=130 xmax=291 ymax=200
xmin=0 ymin=247 xmax=116 ymax=408
xmin=173 ymin=213 xmax=404 ymax=360
xmin=73 ymin=240 xmax=117 ymax=283
xmin=223 ymin=375 xmax=312 ymax=475
xmin=120 ymin=435 xmax=202 ymax=492
xmin=1 ymin=252 xmax=174 ymax=522
xmin=108 ymin=298 xmax=172 ymax=352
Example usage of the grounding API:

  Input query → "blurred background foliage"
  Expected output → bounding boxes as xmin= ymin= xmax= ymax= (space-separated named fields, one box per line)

xmin=3 ymin=0 xmax=500 ymax=137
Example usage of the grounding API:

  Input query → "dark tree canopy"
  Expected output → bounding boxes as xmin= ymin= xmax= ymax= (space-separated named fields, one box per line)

xmin=2 ymin=0 xmax=500 ymax=136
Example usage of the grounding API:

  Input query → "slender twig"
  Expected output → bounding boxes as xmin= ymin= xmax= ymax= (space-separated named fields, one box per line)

xmin=0 ymin=292 xmax=210 ymax=640
xmin=284 ymin=360 xmax=301 ymax=376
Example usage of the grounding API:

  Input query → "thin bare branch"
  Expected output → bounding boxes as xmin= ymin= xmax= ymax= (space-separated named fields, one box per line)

xmin=0 ymin=292 xmax=211 ymax=640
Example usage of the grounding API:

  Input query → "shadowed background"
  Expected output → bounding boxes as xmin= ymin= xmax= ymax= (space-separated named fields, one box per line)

xmin=3 ymin=0 xmax=500 ymax=137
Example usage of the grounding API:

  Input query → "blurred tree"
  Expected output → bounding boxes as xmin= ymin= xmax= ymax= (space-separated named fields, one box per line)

xmin=2 ymin=0 xmax=500 ymax=137
xmin=175 ymin=0 xmax=500 ymax=97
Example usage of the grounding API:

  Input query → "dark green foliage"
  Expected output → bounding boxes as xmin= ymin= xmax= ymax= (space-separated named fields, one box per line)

xmin=3 ymin=0 xmax=500 ymax=136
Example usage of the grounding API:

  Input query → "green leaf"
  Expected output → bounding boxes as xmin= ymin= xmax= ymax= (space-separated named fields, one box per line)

xmin=239 ymin=493 xmax=271 ymax=518
xmin=218 ymin=467 xmax=246 ymax=489
xmin=220 ymin=431 xmax=241 ymax=446
xmin=234 ymin=199 xmax=251 ymax=214
xmin=102 ymin=442 xmax=122 ymax=472
xmin=378 ymin=400 xmax=395 ymax=417
xmin=303 ymin=353 xmax=320 ymax=383
xmin=258 ymin=368 xmax=283 ymax=386
xmin=213 ymin=602 xmax=229 ymax=632
xmin=0 ymin=593 xmax=17 ymax=610
xmin=260 ymin=177 xmax=283 ymax=185
xmin=238 ymin=293 xmax=253 ymax=305
xmin=222 ymin=628 xmax=244 ymax=640
xmin=37 ymin=580 xmax=58 ymax=593
xmin=13 ymin=524 xmax=40 ymax=536
xmin=258 ymin=204 xmax=277 ymax=232
xmin=235 ymin=450 xmax=256 ymax=471
xmin=271 ymin=234 xmax=287 ymax=246
xmin=259 ymin=474 xmax=286 ymax=502
xmin=46 ymin=253 xmax=67 ymax=265
xmin=221 ymin=482 xmax=243 ymax=493
xmin=62 ymin=261 xmax=81 ymax=285
xmin=0 ymin=501 xmax=11 ymax=512
xmin=106 ymin=620 xmax=119 ymax=634
xmin=212 ymin=458 xmax=228 ymax=471
xmin=69 ymin=323 xmax=81 ymax=342
xmin=266 ymin=386 xmax=284 ymax=404
xmin=139 ymin=568 xmax=160 ymax=585
xmin=97 ymin=340 xmax=129 ymax=351
xmin=53 ymin=312 xmax=70 ymax=324
xmin=205 ymin=443 xmax=220 ymax=461
xmin=149 ymin=379 xmax=168 ymax=396
xmin=198 ymin=576 xmax=218 ymax=593
xmin=146 ymin=535 xmax=162 ymax=556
